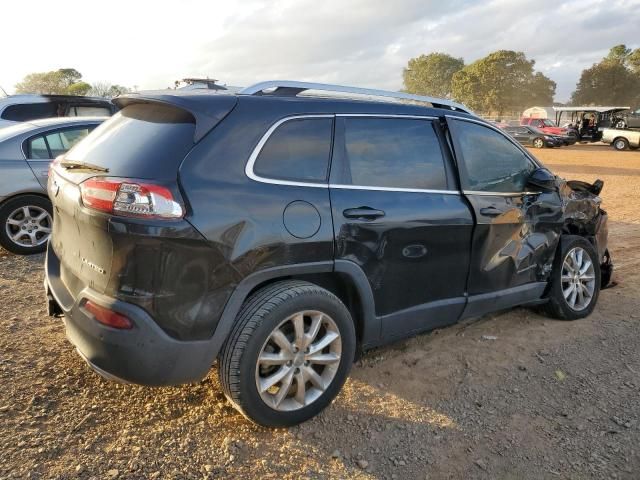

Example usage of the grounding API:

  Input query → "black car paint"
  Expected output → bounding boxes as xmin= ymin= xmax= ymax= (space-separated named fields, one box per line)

xmin=504 ymin=125 xmax=559 ymax=147
xmin=45 ymin=92 xmax=609 ymax=386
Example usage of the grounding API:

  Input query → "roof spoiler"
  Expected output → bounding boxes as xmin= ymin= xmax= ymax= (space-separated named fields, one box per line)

xmin=114 ymin=93 xmax=237 ymax=142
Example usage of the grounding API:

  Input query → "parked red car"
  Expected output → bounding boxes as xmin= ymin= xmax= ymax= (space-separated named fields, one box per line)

xmin=520 ymin=117 xmax=569 ymax=136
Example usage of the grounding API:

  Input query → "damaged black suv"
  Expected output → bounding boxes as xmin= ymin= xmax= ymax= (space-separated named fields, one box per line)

xmin=45 ymin=81 xmax=612 ymax=426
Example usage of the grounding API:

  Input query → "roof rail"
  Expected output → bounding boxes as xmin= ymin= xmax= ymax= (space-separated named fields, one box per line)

xmin=239 ymin=80 xmax=472 ymax=114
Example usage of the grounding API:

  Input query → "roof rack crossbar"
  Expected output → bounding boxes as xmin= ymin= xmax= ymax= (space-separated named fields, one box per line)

xmin=239 ymin=80 xmax=472 ymax=113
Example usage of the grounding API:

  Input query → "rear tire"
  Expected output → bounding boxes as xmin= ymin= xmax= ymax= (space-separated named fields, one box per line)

xmin=0 ymin=195 xmax=52 ymax=255
xmin=541 ymin=236 xmax=601 ymax=321
xmin=613 ymin=138 xmax=629 ymax=151
xmin=219 ymin=280 xmax=356 ymax=427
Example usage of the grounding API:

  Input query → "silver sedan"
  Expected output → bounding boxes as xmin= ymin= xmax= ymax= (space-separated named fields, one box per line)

xmin=0 ymin=117 xmax=105 ymax=254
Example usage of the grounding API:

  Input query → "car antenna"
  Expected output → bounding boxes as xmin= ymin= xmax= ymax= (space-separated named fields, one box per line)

xmin=0 ymin=85 xmax=8 ymax=96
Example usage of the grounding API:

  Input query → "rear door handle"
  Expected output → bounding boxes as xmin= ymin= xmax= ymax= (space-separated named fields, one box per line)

xmin=343 ymin=207 xmax=386 ymax=220
xmin=479 ymin=206 xmax=503 ymax=217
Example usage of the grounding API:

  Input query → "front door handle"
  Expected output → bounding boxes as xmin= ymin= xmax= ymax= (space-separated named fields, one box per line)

xmin=479 ymin=206 xmax=503 ymax=217
xmin=343 ymin=207 xmax=386 ymax=220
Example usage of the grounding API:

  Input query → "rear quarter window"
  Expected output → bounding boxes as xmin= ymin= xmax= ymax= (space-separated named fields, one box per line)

xmin=64 ymin=104 xmax=195 ymax=180
xmin=253 ymin=118 xmax=333 ymax=183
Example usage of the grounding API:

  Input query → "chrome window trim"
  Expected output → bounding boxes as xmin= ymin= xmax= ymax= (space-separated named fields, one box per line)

xmin=245 ymin=114 xmax=459 ymax=194
xmin=245 ymin=114 xmax=333 ymax=189
xmin=331 ymin=184 xmax=460 ymax=195
xmin=463 ymin=190 xmax=541 ymax=197
xmin=335 ymin=113 xmax=438 ymax=120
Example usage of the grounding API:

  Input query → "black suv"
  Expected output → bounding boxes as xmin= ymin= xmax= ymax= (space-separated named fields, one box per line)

xmin=45 ymin=81 xmax=611 ymax=426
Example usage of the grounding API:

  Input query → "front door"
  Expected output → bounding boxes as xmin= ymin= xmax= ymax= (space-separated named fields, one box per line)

xmin=447 ymin=118 xmax=563 ymax=315
xmin=329 ymin=115 xmax=474 ymax=339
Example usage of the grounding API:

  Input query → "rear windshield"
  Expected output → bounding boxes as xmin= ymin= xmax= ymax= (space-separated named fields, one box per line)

xmin=64 ymin=103 xmax=195 ymax=180
xmin=1 ymin=102 xmax=58 ymax=121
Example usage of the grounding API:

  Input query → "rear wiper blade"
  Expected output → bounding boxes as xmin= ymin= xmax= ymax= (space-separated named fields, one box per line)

xmin=59 ymin=160 xmax=109 ymax=173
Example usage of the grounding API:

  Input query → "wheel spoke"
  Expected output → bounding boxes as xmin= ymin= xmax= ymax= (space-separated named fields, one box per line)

xmin=304 ymin=313 xmax=323 ymax=348
xmin=294 ymin=370 xmax=306 ymax=405
xmin=270 ymin=329 xmax=294 ymax=354
xmin=308 ymin=330 xmax=340 ymax=355
xmin=304 ymin=366 xmax=326 ymax=391
xmin=259 ymin=365 xmax=292 ymax=393
xmin=561 ymin=274 xmax=573 ymax=282
xmin=576 ymin=283 xmax=585 ymax=306
xmin=259 ymin=351 xmax=292 ymax=366
xmin=38 ymin=226 xmax=51 ymax=234
xmin=11 ymin=231 xmax=25 ymax=242
xmin=21 ymin=206 xmax=31 ymax=220
xmin=563 ymin=260 xmax=575 ymax=274
xmin=35 ymin=211 xmax=49 ymax=222
xmin=580 ymin=274 xmax=595 ymax=281
xmin=292 ymin=313 xmax=305 ymax=346
xmin=579 ymin=259 xmax=592 ymax=275
xmin=272 ymin=368 xmax=294 ymax=407
xmin=7 ymin=218 xmax=21 ymax=226
xmin=306 ymin=352 xmax=340 ymax=365
xmin=563 ymin=283 xmax=575 ymax=300
xmin=568 ymin=286 xmax=578 ymax=307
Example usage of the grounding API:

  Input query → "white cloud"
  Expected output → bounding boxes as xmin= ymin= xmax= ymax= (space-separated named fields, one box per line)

xmin=0 ymin=0 xmax=639 ymax=101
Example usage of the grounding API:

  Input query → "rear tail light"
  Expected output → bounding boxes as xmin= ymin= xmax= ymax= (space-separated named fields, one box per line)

xmin=84 ymin=301 xmax=133 ymax=329
xmin=80 ymin=177 xmax=184 ymax=219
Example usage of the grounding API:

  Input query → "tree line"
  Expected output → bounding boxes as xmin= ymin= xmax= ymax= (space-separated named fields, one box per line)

xmin=13 ymin=68 xmax=131 ymax=98
xmin=403 ymin=45 xmax=640 ymax=113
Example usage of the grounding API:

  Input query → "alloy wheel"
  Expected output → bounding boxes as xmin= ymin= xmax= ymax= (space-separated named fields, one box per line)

xmin=255 ymin=310 xmax=342 ymax=411
xmin=5 ymin=205 xmax=52 ymax=248
xmin=561 ymin=247 xmax=596 ymax=311
xmin=534 ymin=138 xmax=544 ymax=148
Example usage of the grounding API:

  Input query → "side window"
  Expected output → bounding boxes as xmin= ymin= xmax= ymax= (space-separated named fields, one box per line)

xmin=451 ymin=120 xmax=536 ymax=193
xmin=44 ymin=128 xmax=91 ymax=157
xmin=339 ymin=118 xmax=448 ymax=190
xmin=253 ymin=118 xmax=333 ymax=183
xmin=28 ymin=136 xmax=50 ymax=159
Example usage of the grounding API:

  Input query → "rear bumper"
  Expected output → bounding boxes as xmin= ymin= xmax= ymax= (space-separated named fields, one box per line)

xmin=44 ymin=242 xmax=217 ymax=386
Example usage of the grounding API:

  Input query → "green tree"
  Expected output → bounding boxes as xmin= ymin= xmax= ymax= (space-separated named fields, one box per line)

xmin=88 ymin=82 xmax=131 ymax=98
xmin=451 ymin=50 xmax=555 ymax=114
xmin=15 ymin=68 xmax=92 ymax=95
xmin=571 ymin=45 xmax=640 ymax=106
xmin=402 ymin=53 xmax=465 ymax=98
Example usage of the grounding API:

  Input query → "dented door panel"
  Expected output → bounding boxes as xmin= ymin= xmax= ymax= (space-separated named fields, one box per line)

xmin=464 ymin=190 xmax=564 ymax=295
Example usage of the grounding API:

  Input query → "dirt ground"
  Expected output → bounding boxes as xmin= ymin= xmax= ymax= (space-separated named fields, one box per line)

xmin=1 ymin=144 xmax=639 ymax=480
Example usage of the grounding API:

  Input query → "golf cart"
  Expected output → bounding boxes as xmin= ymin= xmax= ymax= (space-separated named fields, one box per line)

xmin=553 ymin=106 xmax=630 ymax=142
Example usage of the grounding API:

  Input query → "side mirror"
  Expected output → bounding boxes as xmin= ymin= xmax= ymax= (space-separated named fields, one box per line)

xmin=527 ymin=167 xmax=556 ymax=192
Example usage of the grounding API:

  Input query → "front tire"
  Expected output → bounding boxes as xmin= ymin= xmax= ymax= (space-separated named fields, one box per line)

xmin=0 ymin=195 xmax=53 ymax=255
xmin=533 ymin=137 xmax=545 ymax=148
xmin=219 ymin=280 xmax=356 ymax=427
xmin=541 ymin=236 xmax=601 ymax=320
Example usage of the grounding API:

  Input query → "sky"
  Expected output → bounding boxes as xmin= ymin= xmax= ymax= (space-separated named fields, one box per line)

xmin=1 ymin=0 xmax=639 ymax=102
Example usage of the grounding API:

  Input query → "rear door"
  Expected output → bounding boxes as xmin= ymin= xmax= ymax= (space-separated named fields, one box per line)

xmin=329 ymin=115 xmax=474 ymax=339
xmin=447 ymin=117 xmax=563 ymax=312
xmin=24 ymin=125 xmax=95 ymax=188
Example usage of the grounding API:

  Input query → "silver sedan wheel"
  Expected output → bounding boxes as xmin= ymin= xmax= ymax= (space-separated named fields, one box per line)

xmin=255 ymin=310 xmax=342 ymax=411
xmin=5 ymin=205 xmax=52 ymax=248
xmin=533 ymin=138 xmax=545 ymax=148
xmin=561 ymin=247 xmax=596 ymax=311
